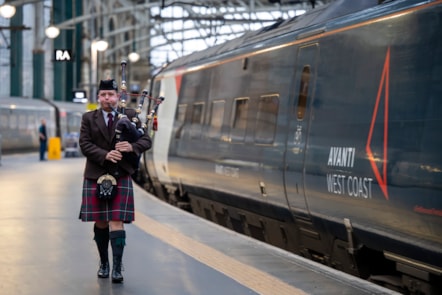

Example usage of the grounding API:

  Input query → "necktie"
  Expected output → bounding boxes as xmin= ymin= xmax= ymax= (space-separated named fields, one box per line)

xmin=107 ymin=113 xmax=114 ymax=134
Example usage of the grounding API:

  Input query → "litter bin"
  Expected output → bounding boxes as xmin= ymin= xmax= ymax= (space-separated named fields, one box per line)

xmin=48 ymin=137 xmax=62 ymax=160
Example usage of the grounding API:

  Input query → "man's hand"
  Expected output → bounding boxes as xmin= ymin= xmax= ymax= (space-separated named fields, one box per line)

xmin=115 ymin=141 xmax=133 ymax=153
xmin=106 ymin=150 xmax=122 ymax=163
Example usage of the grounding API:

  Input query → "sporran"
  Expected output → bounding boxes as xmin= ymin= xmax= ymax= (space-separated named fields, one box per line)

xmin=96 ymin=174 xmax=117 ymax=200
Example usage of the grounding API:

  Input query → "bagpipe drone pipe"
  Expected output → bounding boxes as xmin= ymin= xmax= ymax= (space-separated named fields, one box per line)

xmin=110 ymin=60 xmax=164 ymax=168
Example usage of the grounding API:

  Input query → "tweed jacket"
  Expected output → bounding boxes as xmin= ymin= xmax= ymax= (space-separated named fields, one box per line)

xmin=79 ymin=107 xmax=152 ymax=179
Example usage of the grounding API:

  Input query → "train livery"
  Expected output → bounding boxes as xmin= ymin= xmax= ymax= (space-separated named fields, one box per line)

xmin=138 ymin=0 xmax=442 ymax=294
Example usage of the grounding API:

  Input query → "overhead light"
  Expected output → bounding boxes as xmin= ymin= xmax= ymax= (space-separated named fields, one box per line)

xmin=129 ymin=32 xmax=140 ymax=63
xmin=0 ymin=4 xmax=16 ymax=19
xmin=45 ymin=25 xmax=60 ymax=39
xmin=128 ymin=52 xmax=140 ymax=63
xmin=93 ymin=39 xmax=109 ymax=52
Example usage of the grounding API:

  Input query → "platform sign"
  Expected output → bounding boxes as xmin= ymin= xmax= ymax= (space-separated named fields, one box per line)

xmin=72 ymin=90 xmax=88 ymax=103
xmin=54 ymin=49 xmax=72 ymax=62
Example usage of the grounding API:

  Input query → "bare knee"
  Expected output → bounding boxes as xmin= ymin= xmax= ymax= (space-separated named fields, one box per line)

xmin=109 ymin=221 xmax=124 ymax=231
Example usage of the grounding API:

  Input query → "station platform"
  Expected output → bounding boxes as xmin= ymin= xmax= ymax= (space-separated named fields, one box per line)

xmin=0 ymin=153 xmax=399 ymax=295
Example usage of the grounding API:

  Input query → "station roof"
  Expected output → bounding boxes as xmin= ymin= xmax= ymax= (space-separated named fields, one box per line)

xmin=7 ymin=0 xmax=332 ymax=68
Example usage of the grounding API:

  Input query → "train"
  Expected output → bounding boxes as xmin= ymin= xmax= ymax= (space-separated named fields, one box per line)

xmin=0 ymin=96 xmax=85 ymax=155
xmin=135 ymin=0 xmax=442 ymax=294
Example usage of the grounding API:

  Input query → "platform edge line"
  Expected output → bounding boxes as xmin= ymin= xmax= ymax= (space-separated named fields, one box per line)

xmin=134 ymin=210 xmax=308 ymax=295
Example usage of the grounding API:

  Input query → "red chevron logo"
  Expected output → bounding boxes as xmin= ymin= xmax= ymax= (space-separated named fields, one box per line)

xmin=366 ymin=47 xmax=390 ymax=201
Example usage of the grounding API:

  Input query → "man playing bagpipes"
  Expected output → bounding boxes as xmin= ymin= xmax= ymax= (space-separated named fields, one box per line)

xmin=78 ymin=77 xmax=152 ymax=283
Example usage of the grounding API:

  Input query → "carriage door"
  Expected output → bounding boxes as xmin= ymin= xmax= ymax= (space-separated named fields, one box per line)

xmin=284 ymin=43 xmax=318 ymax=219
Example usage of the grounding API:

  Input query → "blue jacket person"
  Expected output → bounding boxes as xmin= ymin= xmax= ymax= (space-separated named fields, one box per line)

xmin=38 ymin=118 xmax=47 ymax=161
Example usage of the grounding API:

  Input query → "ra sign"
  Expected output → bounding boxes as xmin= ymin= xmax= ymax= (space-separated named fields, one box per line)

xmin=54 ymin=49 xmax=72 ymax=61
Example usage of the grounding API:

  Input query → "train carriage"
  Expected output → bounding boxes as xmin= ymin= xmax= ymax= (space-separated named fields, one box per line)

xmin=0 ymin=97 xmax=85 ymax=153
xmin=0 ymin=97 xmax=56 ymax=152
xmin=140 ymin=0 xmax=442 ymax=294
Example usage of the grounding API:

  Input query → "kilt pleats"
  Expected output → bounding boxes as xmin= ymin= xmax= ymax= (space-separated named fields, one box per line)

xmin=79 ymin=176 xmax=135 ymax=222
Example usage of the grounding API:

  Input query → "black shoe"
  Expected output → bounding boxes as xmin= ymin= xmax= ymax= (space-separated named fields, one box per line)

xmin=112 ymin=258 xmax=124 ymax=283
xmin=97 ymin=261 xmax=110 ymax=278
xmin=112 ymin=269 xmax=124 ymax=283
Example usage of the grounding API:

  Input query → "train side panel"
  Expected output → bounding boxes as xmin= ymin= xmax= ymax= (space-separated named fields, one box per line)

xmin=300 ymin=3 xmax=442 ymax=273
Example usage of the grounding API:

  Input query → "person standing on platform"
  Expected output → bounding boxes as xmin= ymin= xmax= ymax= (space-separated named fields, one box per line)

xmin=78 ymin=79 xmax=152 ymax=283
xmin=38 ymin=118 xmax=47 ymax=161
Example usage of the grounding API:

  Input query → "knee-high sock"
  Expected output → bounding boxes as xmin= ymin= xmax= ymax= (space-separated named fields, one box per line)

xmin=94 ymin=225 xmax=109 ymax=263
xmin=110 ymin=230 xmax=125 ymax=282
xmin=110 ymin=230 xmax=126 ymax=259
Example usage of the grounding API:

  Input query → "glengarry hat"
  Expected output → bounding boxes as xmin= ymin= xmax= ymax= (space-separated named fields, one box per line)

xmin=98 ymin=79 xmax=118 ymax=92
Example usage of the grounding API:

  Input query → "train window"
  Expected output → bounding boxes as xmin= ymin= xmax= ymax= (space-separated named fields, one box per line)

xmin=74 ymin=114 xmax=82 ymax=131
xmin=27 ymin=115 xmax=32 ymax=128
xmin=231 ymin=97 xmax=249 ymax=141
xmin=19 ymin=114 xmax=26 ymax=130
xmin=174 ymin=104 xmax=187 ymax=140
xmin=208 ymin=100 xmax=225 ymax=138
xmin=296 ymin=66 xmax=310 ymax=120
xmin=9 ymin=112 xmax=18 ymax=129
xmin=176 ymin=104 xmax=187 ymax=122
xmin=191 ymin=103 xmax=204 ymax=125
xmin=190 ymin=102 xmax=204 ymax=140
xmin=0 ymin=113 xmax=7 ymax=127
xmin=67 ymin=113 xmax=82 ymax=133
xmin=255 ymin=94 xmax=279 ymax=144
xmin=29 ymin=114 xmax=36 ymax=134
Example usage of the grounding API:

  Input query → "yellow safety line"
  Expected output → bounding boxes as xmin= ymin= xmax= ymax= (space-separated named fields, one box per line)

xmin=135 ymin=210 xmax=307 ymax=295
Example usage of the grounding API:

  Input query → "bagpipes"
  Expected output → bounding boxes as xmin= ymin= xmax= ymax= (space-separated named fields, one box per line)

xmin=97 ymin=60 xmax=164 ymax=198
xmin=110 ymin=60 xmax=165 ymax=143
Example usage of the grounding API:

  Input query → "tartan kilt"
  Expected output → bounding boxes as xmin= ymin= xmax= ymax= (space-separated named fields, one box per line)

xmin=79 ymin=176 xmax=135 ymax=222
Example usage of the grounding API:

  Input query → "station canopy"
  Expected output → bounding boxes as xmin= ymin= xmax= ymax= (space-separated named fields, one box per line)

xmin=82 ymin=0 xmax=332 ymax=68
xmin=6 ymin=0 xmax=331 ymax=68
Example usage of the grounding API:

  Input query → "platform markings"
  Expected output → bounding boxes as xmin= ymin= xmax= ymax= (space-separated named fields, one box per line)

xmin=135 ymin=210 xmax=307 ymax=295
